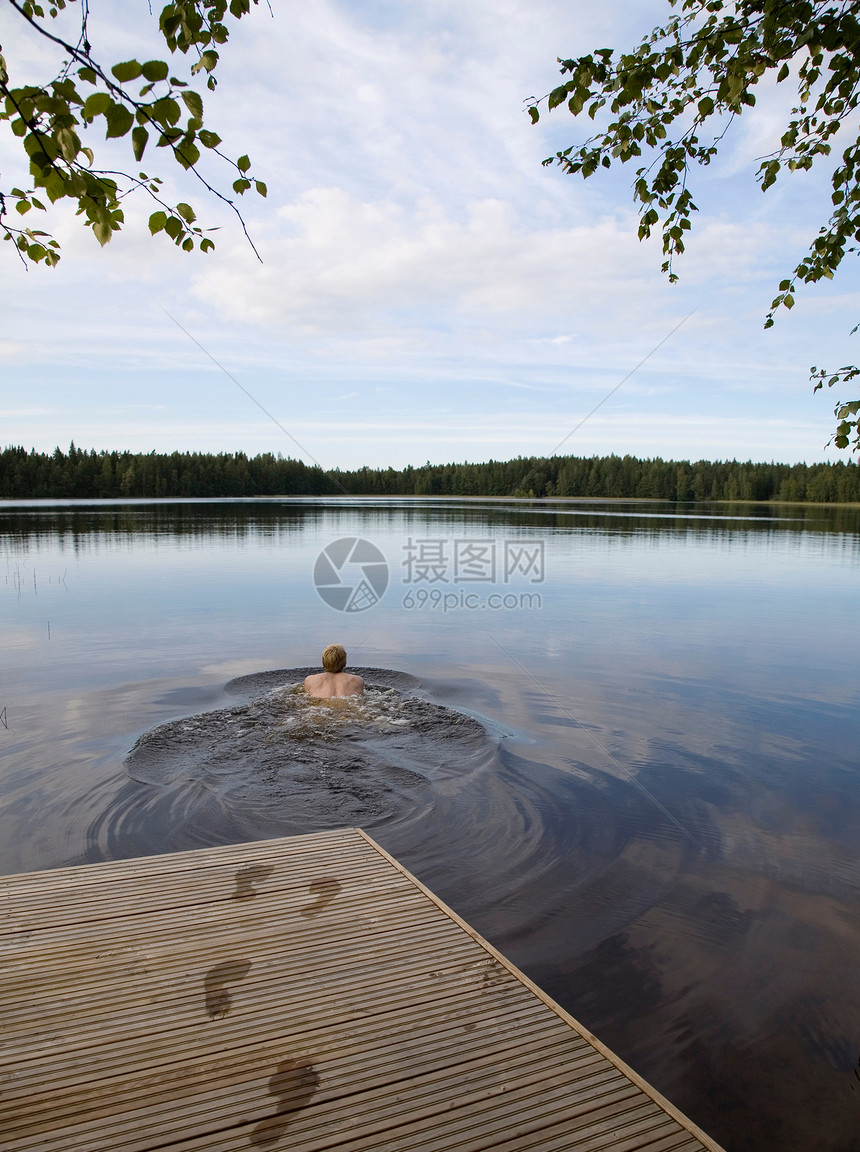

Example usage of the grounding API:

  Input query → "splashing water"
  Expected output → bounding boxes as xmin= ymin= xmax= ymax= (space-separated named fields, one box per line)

xmin=122 ymin=669 xmax=492 ymax=837
xmin=271 ymin=685 xmax=417 ymax=741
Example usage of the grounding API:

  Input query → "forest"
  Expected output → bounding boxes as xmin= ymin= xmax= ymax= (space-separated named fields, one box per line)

xmin=1 ymin=444 xmax=859 ymax=502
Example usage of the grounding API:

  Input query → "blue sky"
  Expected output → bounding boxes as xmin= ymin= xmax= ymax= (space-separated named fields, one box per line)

xmin=2 ymin=0 xmax=859 ymax=469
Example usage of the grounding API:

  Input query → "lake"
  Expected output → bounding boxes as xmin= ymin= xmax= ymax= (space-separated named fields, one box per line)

xmin=1 ymin=496 xmax=858 ymax=1152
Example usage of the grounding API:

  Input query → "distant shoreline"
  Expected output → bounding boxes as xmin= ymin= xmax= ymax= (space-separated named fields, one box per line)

xmin=3 ymin=494 xmax=860 ymax=509
xmin=2 ymin=445 xmax=858 ymax=503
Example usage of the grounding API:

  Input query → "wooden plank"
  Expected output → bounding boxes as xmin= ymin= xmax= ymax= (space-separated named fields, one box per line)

xmin=3 ymin=1049 xmax=647 ymax=1152
xmin=1 ymin=967 xmax=541 ymax=1085
xmin=0 ymin=828 xmax=361 ymax=894
xmin=2 ymin=1027 xmax=595 ymax=1143
xmin=0 ymin=883 xmax=438 ymax=976
xmin=359 ymin=830 xmax=727 ymax=1152
xmin=0 ymin=827 xmax=727 ymax=1152
xmin=1 ymin=854 xmax=424 ymax=944
xmin=0 ymin=839 xmax=386 ymax=931
xmin=0 ymin=924 xmax=491 ymax=1039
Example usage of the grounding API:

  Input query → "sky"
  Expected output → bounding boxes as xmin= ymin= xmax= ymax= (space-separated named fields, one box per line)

xmin=2 ymin=0 xmax=860 ymax=470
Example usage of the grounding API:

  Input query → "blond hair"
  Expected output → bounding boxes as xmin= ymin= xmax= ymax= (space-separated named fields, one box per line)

xmin=321 ymin=644 xmax=347 ymax=673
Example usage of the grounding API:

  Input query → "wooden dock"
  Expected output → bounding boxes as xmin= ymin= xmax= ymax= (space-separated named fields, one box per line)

xmin=0 ymin=828 xmax=725 ymax=1151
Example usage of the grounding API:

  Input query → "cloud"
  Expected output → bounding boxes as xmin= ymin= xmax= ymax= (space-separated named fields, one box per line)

xmin=191 ymin=187 xmax=670 ymax=335
xmin=2 ymin=0 xmax=857 ymax=468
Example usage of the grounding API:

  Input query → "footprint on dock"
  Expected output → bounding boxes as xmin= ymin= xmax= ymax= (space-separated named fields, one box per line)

xmin=299 ymin=877 xmax=341 ymax=917
xmin=232 ymin=864 xmax=275 ymax=901
xmin=204 ymin=958 xmax=252 ymax=1019
xmin=250 ymin=1056 xmax=320 ymax=1146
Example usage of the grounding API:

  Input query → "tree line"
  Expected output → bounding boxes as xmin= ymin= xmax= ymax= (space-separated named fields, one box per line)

xmin=2 ymin=444 xmax=859 ymax=503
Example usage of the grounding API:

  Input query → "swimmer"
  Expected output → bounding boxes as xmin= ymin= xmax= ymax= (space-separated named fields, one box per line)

xmin=304 ymin=644 xmax=365 ymax=699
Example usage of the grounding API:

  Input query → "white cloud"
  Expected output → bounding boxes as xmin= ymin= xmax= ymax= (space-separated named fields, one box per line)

xmin=1 ymin=0 xmax=857 ymax=468
xmin=191 ymin=188 xmax=667 ymax=336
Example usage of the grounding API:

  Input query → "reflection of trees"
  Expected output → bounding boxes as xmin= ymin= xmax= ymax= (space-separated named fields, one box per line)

xmin=2 ymin=445 xmax=860 ymax=506
xmin=0 ymin=504 xmax=322 ymax=552
xmin=2 ymin=497 xmax=859 ymax=553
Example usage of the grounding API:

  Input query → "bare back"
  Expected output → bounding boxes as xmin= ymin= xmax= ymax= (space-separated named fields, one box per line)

xmin=304 ymin=671 xmax=365 ymax=699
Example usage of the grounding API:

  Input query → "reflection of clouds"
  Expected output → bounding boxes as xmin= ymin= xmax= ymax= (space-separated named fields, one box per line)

xmin=619 ymin=841 xmax=860 ymax=1149
xmin=199 ymin=658 xmax=287 ymax=679
xmin=518 ymin=658 xmax=860 ymax=1149
xmin=0 ymin=629 xmax=42 ymax=652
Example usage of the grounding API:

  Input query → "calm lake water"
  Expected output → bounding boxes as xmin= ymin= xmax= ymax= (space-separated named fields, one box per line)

xmin=2 ymin=497 xmax=859 ymax=1151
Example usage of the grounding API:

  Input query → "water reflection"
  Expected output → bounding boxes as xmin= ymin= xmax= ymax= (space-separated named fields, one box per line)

xmin=3 ymin=495 xmax=860 ymax=547
xmin=1 ymin=498 xmax=859 ymax=1152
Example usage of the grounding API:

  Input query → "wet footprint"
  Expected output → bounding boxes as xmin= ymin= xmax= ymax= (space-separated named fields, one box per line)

xmin=299 ymin=877 xmax=341 ymax=918
xmin=204 ymin=958 xmax=252 ymax=1019
xmin=233 ymin=864 xmax=275 ymax=901
xmin=250 ymin=1056 xmax=320 ymax=1146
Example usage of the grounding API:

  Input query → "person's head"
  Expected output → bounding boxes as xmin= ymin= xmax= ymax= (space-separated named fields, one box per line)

xmin=322 ymin=643 xmax=347 ymax=673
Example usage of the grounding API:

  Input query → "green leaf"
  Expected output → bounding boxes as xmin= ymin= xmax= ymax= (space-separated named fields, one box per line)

xmin=43 ymin=169 xmax=67 ymax=202
xmin=176 ymin=141 xmax=200 ymax=169
xmin=200 ymin=237 xmax=215 ymax=252
xmin=110 ymin=60 xmax=143 ymax=83
xmin=157 ymin=128 xmax=184 ymax=147
xmin=232 ymin=177 xmax=251 ymax=194
xmin=141 ymin=60 xmax=170 ymax=82
xmin=164 ymin=215 xmax=182 ymax=239
xmin=181 ymin=90 xmax=204 ymax=120
xmin=105 ymin=103 xmax=135 ymax=139
xmin=152 ymin=98 xmax=181 ymax=126
xmin=92 ymin=220 xmax=113 ymax=246
xmin=697 ymin=96 xmax=714 ymax=117
xmin=199 ymin=129 xmax=222 ymax=148
xmin=191 ymin=50 xmax=219 ymax=75
xmin=77 ymin=66 xmax=97 ymax=85
xmin=148 ymin=211 xmax=167 ymax=234
xmin=175 ymin=202 xmax=196 ymax=223
xmin=236 ymin=154 xmax=251 ymax=172
xmin=548 ymin=86 xmax=569 ymax=111
xmin=528 ymin=106 xmax=540 ymax=124
xmin=132 ymin=125 xmax=149 ymax=161
xmin=255 ymin=179 xmax=267 ymax=197
xmin=55 ymin=127 xmax=80 ymax=161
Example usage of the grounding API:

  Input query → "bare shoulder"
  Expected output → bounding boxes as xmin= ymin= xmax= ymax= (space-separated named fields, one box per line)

xmin=343 ymin=673 xmax=365 ymax=695
xmin=304 ymin=672 xmax=325 ymax=693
